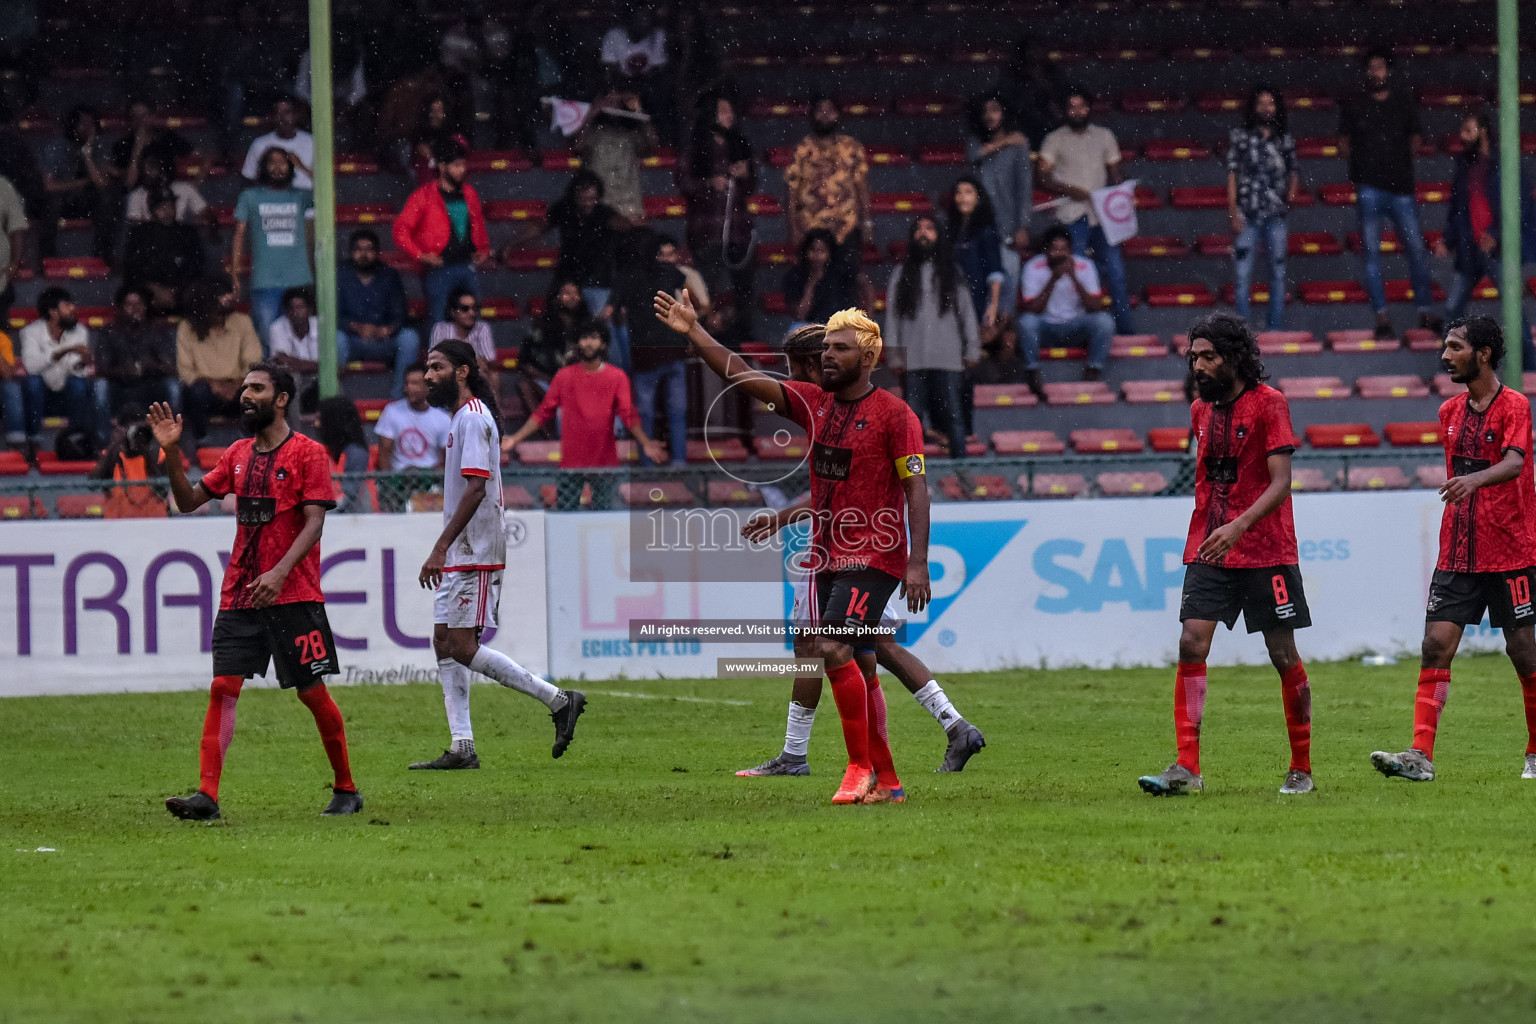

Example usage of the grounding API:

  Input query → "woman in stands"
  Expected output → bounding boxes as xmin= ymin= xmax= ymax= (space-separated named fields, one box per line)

xmin=783 ymin=228 xmax=873 ymax=328
xmin=965 ymin=92 xmax=1032 ymax=251
xmin=315 ymin=395 xmax=372 ymax=513
xmin=944 ymin=175 xmax=1007 ymax=448
xmin=515 ymin=278 xmax=590 ymax=427
xmin=680 ymin=91 xmax=757 ymax=344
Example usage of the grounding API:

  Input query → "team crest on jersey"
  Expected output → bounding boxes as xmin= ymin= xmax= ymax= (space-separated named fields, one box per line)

xmin=854 ymin=419 xmax=868 ymax=431
xmin=1235 ymin=425 xmax=1248 ymax=439
xmin=1486 ymin=430 xmax=1498 ymax=444
xmin=275 ymin=468 xmax=289 ymax=480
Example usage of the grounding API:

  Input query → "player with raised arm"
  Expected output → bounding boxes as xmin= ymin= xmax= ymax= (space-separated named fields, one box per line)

xmin=409 ymin=340 xmax=586 ymax=770
xmin=656 ymin=290 xmax=930 ymax=804
xmin=1138 ymin=313 xmax=1316 ymax=797
xmin=1370 ymin=316 xmax=1536 ymax=782
xmin=735 ymin=324 xmax=985 ymax=777
xmin=151 ymin=364 xmax=362 ymax=820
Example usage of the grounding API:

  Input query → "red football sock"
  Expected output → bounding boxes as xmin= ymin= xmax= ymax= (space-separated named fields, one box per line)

xmin=1413 ymin=668 xmax=1451 ymax=759
xmin=1279 ymin=661 xmax=1312 ymax=773
xmin=297 ymin=684 xmax=356 ymax=792
xmin=1519 ymin=672 xmax=1536 ymax=756
xmin=198 ymin=675 xmax=244 ymax=802
xmin=827 ymin=659 xmax=872 ymax=770
xmin=1174 ymin=662 xmax=1207 ymax=775
xmin=863 ymin=668 xmax=900 ymax=789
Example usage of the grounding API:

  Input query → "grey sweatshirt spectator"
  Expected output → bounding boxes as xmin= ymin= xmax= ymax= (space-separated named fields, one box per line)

xmin=966 ymin=92 xmax=1033 ymax=248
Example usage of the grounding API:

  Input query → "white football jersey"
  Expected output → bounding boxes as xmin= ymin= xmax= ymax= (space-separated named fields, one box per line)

xmin=443 ymin=398 xmax=505 ymax=571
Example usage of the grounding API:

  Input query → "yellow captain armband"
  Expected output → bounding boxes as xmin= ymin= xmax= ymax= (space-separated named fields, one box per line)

xmin=895 ymin=453 xmax=926 ymax=479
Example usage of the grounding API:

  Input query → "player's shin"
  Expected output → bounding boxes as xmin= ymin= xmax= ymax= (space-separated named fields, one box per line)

xmin=469 ymin=647 xmax=565 ymax=710
xmin=826 ymin=657 xmax=872 ymax=769
xmin=863 ymin=669 xmax=900 ymax=789
xmin=297 ymin=683 xmax=356 ymax=793
xmin=198 ymin=675 xmax=244 ymax=801
xmin=1279 ymin=661 xmax=1312 ymax=773
xmin=1519 ymin=672 xmax=1536 ymax=756
xmin=1174 ymin=662 xmax=1207 ymax=775
xmin=784 ymin=701 xmax=816 ymax=757
xmin=438 ymin=657 xmax=474 ymax=749
xmin=1413 ymin=668 xmax=1451 ymax=759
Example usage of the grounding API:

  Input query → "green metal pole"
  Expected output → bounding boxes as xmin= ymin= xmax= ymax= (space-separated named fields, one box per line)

xmin=1499 ymin=0 xmax=1522 ymax=386
xmin=309 ymin=0 xmax=338 ymax=398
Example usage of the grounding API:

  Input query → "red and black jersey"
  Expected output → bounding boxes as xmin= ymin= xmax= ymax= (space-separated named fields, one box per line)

xmin=780 ymin=380 xmax=925 ymax=579
xmin=199 ymin=432 xmax=337 ymax=610
xmin=1184 ymin=383 xmax=1299 ymax=568
xmin=1438 ymin=385 xmax=1536 ymax=572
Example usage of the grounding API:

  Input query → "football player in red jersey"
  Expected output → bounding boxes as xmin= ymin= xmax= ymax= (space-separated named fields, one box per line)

xmin=1138 ymin=313 xmax=1317 ymax=797
xmin=655 ymin=291 xmax=930 ymax=804
xmin=1371 ymin=316 xmax=1536 ymax=782
xmin=150 ymin=363 xmax=361 ymax=821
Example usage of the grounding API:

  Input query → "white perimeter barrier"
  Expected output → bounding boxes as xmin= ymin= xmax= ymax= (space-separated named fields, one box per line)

xmin=0 ymin=493 xmax=1508 ymax=695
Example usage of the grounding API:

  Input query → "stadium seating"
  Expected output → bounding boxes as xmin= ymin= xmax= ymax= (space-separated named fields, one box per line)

xmin=1358 ymin=376 xmax=1431 ymax=399
xmin=1070 ymin=429 xmax=1144 ymax=454
xmin=1306 ymin=423 xmax=1382 ymax=448
xmin=620 ymin=481 xmax=695 ymax=508
xmin=1028 ymin=473 xmax=1088 ymax=499
xmin=939 ymin=475 xmax=1013 ymax=501
xmin=1348 ymin=465 xmax=1412 ymax=491
xmin=1148 ymin=427 xmax=1190 ymax=453
xmin=707 ymin=481 xmax=765 ymax=506
xmin=991 ymin=430 xmax=1065 ymax=455
xmin=1385 ymin=421 xmax=1443 ymax=446
xmin=973 ymin=385 xmax=1038 ymax=408
xmin=1097 ymin=471 xmax=1167 ymax=497
xmin=1121 ymin=380 xmax=1184 ymax=404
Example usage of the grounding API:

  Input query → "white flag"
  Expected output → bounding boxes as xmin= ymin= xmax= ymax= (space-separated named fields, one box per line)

xmin=1090 ymin=179 xmax=1139 ymax=247
xmin=544 ymin=96 xmax=591 ymax=137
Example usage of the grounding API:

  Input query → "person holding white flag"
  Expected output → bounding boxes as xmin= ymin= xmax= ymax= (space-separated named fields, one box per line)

xmin=1038 ymin=87 xmax=1134 ymax=333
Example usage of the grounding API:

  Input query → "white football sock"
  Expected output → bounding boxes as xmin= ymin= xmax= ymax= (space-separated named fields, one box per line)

xmin=438 ymin=657 xmax=474 ymax=743
xmin=913 ymin=680 xmax=964 ymax=732
xmin=469 ymin=647 xmax=565 ymax=710
xmin=783 ymin=701 xmax=816 ymax=757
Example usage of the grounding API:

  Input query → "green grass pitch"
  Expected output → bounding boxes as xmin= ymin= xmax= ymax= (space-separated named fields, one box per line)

xmin=4 ymin=655 xmax=1536 ymax=1023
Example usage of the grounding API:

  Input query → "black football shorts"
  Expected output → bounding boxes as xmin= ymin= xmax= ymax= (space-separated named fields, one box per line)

xmin=813 ymin=566 xmax=903 ymax=652
xmin=1180 ymin=563 xmax=1312 ymax=633
xmin=1426 ymin=567 xmax=1536 ymax=629
xmin=212 ymin=602 xmax=340 ymax=688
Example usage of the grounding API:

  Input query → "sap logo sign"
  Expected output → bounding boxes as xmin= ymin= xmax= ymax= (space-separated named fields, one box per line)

xmin=1299 ymin=539 xmax=1350 ymax=562
xmin=1033 ymin=538 xmax=1186 ymax=614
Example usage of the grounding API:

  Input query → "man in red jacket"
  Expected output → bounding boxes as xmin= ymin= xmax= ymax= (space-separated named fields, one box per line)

xmin=393 ymin=138 xmax=490 ymax=333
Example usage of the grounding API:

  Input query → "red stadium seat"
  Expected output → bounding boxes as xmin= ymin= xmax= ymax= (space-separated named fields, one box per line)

xmin=1070 ymin=429 xmax=1143 ymax=454
xmin=354 ymin=398 xmax=388 ymax=424
xmin=727 ymin=50 xmax=786 ymax=70
xmin=1111 ymin=335 xmax=1169 ymax=358
xmin=1122 ymin=236 xmax=1189 ymax=259
xmin=483 ymin=199 xmax=546 ymax=222
xmin=1196 ymin=234 xmax=1233 ymax=257
xmin=493 ymin=348 xmax=518 ymax=370
xmin=1295 ymin=137 xmax=1342 ymax=159
xmin=948 ymin=47 xmax=1007 ymax=66
xmin=1134 ymin=186 xmax=1163 ymax=210
xmin=747 ymin=97 xmax=808 ymax=119
xmin=973 ymin=384 xmax=1038 ymax=408
xmin=895 ymin=95 xmax=961 ymax=116
xmin=1121 ymin=379 xmax=1185 ymax=404
xmin=855 ymin=142 xmax=903 ymax=166
xmin=745 ymin=195 xmax=783 ymax=217
xmin=799 ymin=49 xmax=863 ymax=68
xmin=0 ymin=496 xmax=43 ymax=518
xmin=54 ymin=493 xmax=105 ymax=517
xmin=1386 ymin=421 xmax=1444 ymax=446
xmin=502 ymin=248 xmax=558 ymax=271
xmin=991 ymin=430 xmax=1065 ymax=455
xmin=1170 ymin=187 xmax=1228 ymax=210
xmin=1283 ymin=88 xmax=1334 ymax=111
xmin=196 ymin=447 xmax=227 ymax=472
xmin=1101 ymin=46 xmax=1159 ymax=62
xmin=1416 ymin=464 xmax=1449 ymax=489
xmin=1359 ymin=376 xmax=1430 ymax=399
xmin=1219 ymin=284 xmax=1287 ymax=307
xmin=686 ymin=439 xmax=749 ymax=464
xmin=916 ymin=143 xmax=967 ymax=166
xmin=0 ymin=450 xmax=29 ymax=475
xmin=37 ymin=460 xmax=96 ymax=475
xmin=467 ymin=150 xmax=533 ymax=173
xmin=1145 ymin=283 xmax=1215 ymax=307
xmin=1419 ymin=86 xmax=1482 ymax=108
xmin=765 ymin=146 xmax=796 ymax=168
xmin=1195 ymin=90 xmax=1243 ymax=112
xmin=1044 ymin=382 xmax=1115 ymax=406
xmin=760 ymin=292 xmax=787 ymax=316
xmin=753 ymin=434 xmax=809 ymax=461
xmin=1327 ymin=330 xmax=1402 ymax=353
xmin=1029 ymin=473 xmax=1088 ymax=499
xmin=939 ymin=475 xmax=1013 ymax=501
xmin=1121 ymin=92 xmax=1187 ymax=116
xmin=1279 ymin=376 xmax=1350 ymax=400
xmin=1149 ymin=427 xmax=1190 ymax=453
xmin=1416 ymin=182 xmax=1452 ymax=204
xmin=621 ymin=481 xmax=695 ymax=508
xmin=640 ymin=148 xmax=678 ymax=170
xmin=1038 ymin=342 xmax=1086 ymax=360
xmin=1345 ymin=231 xmax=1442 ymax=254
xmin=1097 ymin=471 xmax=1167 ymax=497
xmin=707 ymin=481 xmax=764 ymax=507
xmin=1291 ymin=468 xmax=1335 ymax=493
xmin=923 ymin=439 xmax=988 ymax=458
xmin=1433 ymin=374 xmax=1467 ymax=398
xmin=1258 ymin=331 xmax=1323 ymax=355
xmin=334 ymin=154 xmax=378 ymax=175
xmin=1348 ymin=465 xmax=1412 ymax=491
xmin=1245 ymin=44 xmax=1296 ymax=59
xmin=1405 ymin=329 xmax=1443 ymax=352
xmin=841 ymin=98 xmax=889 ymax=119
xmin=1170 ymin=46 xmax=1229 ymax=62
xmin=1306 ymin=423 xmax=1381 ymax=448
xmin=335 ymin=204 xmax=395 ymax=225
xmin=642 ymin=196 xmax=687 ymax=220
xmin=1287 ymin=232 xmax=1342 ymax=256
xmin=1300 ymin=281 xmax=1370 ymax=304
xmin=870 ymin=193 xmax=933 ymax=215
xmin=1384 ymin=279 xmax=1446 ymax=303
xmin=42 ymin=257 xmax=109 ymax=280
xmin=503 ymin=485 xmax=536 ymax=510
xmin=1318 ymin=183 xmax=1357 ymax=206
xmin=516 ymin=440 xmax=562 ymax=466
xmin=1141 ymin=138 xmax=1209 ymax=161
xmin=874 ymin=46 xmax=933 ymax=67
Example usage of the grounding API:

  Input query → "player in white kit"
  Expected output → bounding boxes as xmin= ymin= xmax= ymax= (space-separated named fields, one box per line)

xmin=410 ymin=339 xmax=587 ymax=769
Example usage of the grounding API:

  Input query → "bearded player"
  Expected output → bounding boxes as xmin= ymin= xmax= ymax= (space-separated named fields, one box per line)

xmin=1370 ymin=316 xmax=1536 ymax=782
xmin=152 ymin=364 xmax=362 ymax=820
xmin=1138 ymin=313 xmax=1316 ymax=797
xmin=656 ymin=292 xmax=929 ymax=804
xmin=735 ymin=323 xmax=985 ymax=777
xmin=408 ymin=339 xmax=586 ymax=770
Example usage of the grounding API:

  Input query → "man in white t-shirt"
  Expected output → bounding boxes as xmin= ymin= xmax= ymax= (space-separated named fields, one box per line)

xmin=268 ymin=286 xmax=318 ymax=415
xmin=1037 ymin=86 xmax=1133 ymax=333
xmin=375 ymin=366 xmax=450 ymax=471
xmin=411 ymin=339 xmax=587 ymax=772
xmin=241 ymin=96 xmax=315 ymax=190
xmin=1017 ymin=225 xmax=1116 ymax=391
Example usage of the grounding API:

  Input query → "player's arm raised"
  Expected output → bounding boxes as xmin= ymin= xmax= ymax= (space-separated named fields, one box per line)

xmin=421 ymin=474 xmax=485 ymax=590
xmin=653 ymin=290 xmax=796 ymax=416
xmin=1441 ymin=448 xmax=1523 ymax=504
xmin=247 ymin=503 xmax=324 ymax=609
xmin=147 ymin=401 xmax=211 ymax=513
xmin=1199 ymin=449 xmax=1292 ymax=562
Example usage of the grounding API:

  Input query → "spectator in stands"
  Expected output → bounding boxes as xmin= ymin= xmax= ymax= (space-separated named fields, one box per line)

xmin=18 ymin=286 xmax=93 ymax=445
xmin=374 ymin=365 xmax=451 ymax=511
xmin=221 ymin=5 xmax=293 ymax=157
xmin=0 ymin=172 xmax=27 ymax=332
xmin=680 ymin=92 xmax=756 ymax=343
xmin=599 ymin=2 xmax=672 ymax=129
xmin=429 ymin=284 xmax=497 ymax=386
xmin=996 ymin=37 xmax=1067 ymax=150
xmin=886 ymin=215 xmax=978 ymax=460
xmin=393 ymin=137 xmax=490 ymax=338
xmin=112 ymin=97 xmax=192 ymax=190
xmin=315 ymin=395 xmax=372 ymax=512
xmin=945 ymin=176 xmax=1006 ymax=333
xmin=784 ymin=96 xmax=871 ymax=270
xmin=1228 ymin=85 xmax=1300 ymax=331
xmin=509 ymin=170 xmax=628 ymax=319
xmin=516 ymin=278 xmax=589 ymax=422
xmin=503 ymin=321 xmax=664 ymax=478
xmin=241 ymin=95 xmax=315 ymax=190
xmin=233 ymin=148 xmax=314 ymax=351
xmin=0 ymin=328 xmax=23 ymax=447
xmin=407 ymin=95 xmax=467 ymax=187
xmin=966 ymin=92 xmax=1032 ymax=249
xmin=656 ymin=235 xmax=711 ymax=318
xmin=1438 ymin=110 xmax=1536 ymax=366
xmin=123 ymin=187 xmax=205 ymax=315
xmin=336 ymin=228 xmax=420 ymax=400
xmin=1037 ymin=86 xmax=1133 ymax=333
xmin=93 ymin=285 xmax=179 ymax=445
xmin=1339 ymin=47 xmax=1440 ymax=339
xmin=39 ymin=104 xmax=120 ymax=264
xmin=124 ymin=153 xmax=212 ymax=233
xmin=90 ymin=404 xmax=167 ymax=519
xmin=574 ymin=91 xmax=658 ymax=224
xmin=270 ymin=286 xmax=319 ymax=413
xmin=784 ymin=228 xmax=871 ymax=326
xmin=1018 ymin=225 xmax=1115 ymax=393
xmin=177 ymin=274 xmax=262 ymax=443
xmin=613 ymin=232 xmax=687 ymax=464
xmin=0 ymin=100 xmax=46 ymax=267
